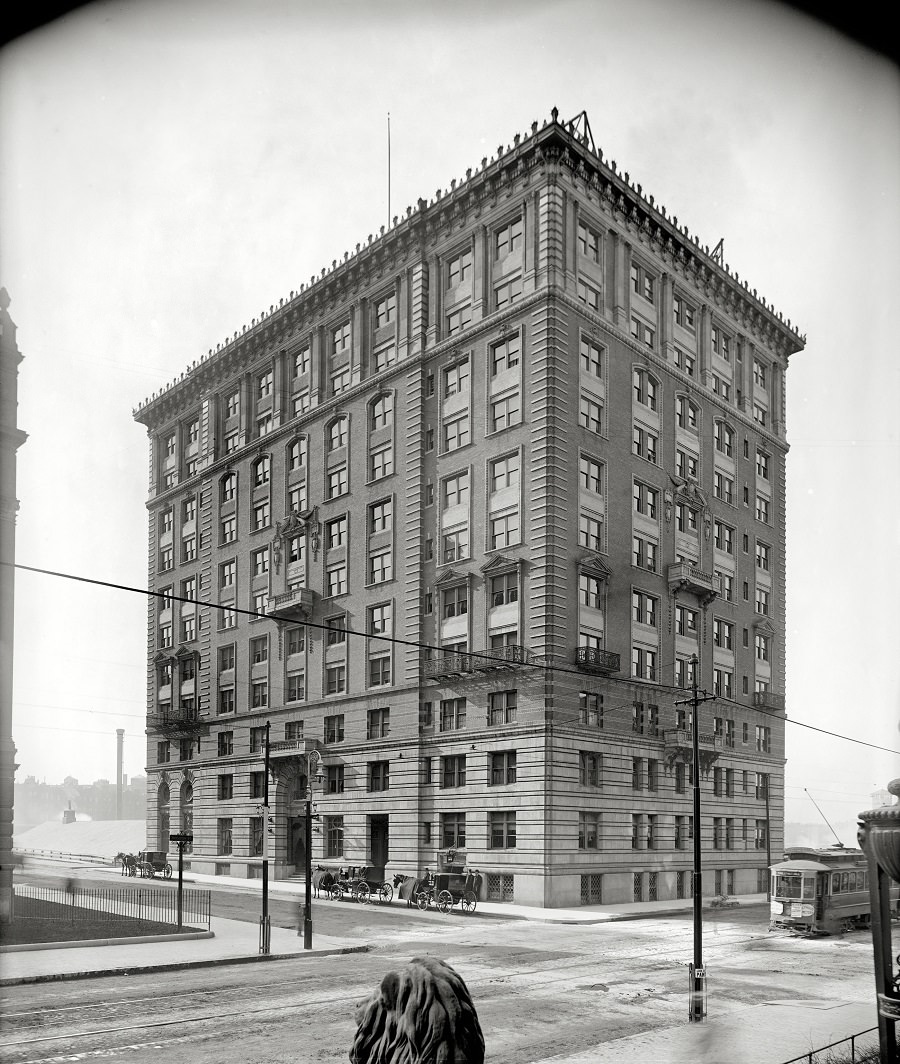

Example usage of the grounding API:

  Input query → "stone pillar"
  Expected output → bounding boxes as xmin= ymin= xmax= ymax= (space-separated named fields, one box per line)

xmin=0 ymin=288 xmax=27 ymax=922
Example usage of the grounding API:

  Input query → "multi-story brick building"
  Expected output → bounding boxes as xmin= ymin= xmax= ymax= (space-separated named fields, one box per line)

xmin=134 ymin=109 xmax=804 ymax=907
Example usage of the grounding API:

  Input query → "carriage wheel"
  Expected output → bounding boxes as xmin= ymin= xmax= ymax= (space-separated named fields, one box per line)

xmin=164 ymin=864 xmax=173 ymax=879
xmin=378 ymin=882 xmax=393 ymax=904
xmin=461 ymin=891 xmax=477 ymax=914
xmin=329 ymin=883 xmax=342 ymax=901
xmin=437 ymin=890 xmax=453 ymax=915
xmin=416 ymin=891 xmax=430 ymax=911
xmin=355 ymin=882 xmax=371 ymax=904
xmin=128 ymin=864 xmax=137 ymax=877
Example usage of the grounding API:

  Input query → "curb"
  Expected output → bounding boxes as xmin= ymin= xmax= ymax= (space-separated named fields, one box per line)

xmin=0 ymin=943 xmax=370 ymax=987
xmin=1 ymin=930 xmax=214 ymax=953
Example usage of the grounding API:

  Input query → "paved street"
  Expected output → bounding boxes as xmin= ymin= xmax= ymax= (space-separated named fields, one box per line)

xmin=0 ymin=868 xmax=888 ymax=1064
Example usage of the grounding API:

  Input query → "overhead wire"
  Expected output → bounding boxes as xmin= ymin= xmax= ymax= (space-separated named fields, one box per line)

xmin=8 ymin=560 xmax=899 ymax=757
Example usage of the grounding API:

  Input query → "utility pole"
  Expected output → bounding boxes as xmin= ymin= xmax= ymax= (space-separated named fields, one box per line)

xmin=674 ymin=652 xmax=717 ymax=1023
xmin=260 ymin=720 xmax=271 ymax=955
xmin=303 ymin=748 xmax=321 ymax=950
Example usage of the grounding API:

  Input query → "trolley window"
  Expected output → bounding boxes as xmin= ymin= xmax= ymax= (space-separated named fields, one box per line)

xmin=775 ymin=872 xmax=811 ymax=900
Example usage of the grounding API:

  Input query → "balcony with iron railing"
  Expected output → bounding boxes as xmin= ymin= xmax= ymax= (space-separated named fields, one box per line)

xmin=753 ymin=691 xmax=785 ymax=711
xmin=667 ymin=562 xmax=721 ymax=602
xmin=265 ymin=586 xmax=315 ymax=621
xmin=664 ymin=728 xmax=724 ymax=752
xmin=147 ymin=705 xmax=208 ymax=736
xmin=574 ymin=647 xmax=620 ymax=673
xmin=423 ymin=653 xmax=476 ymax=680
xmin=423 ymin=645 xmax=532 ymax=679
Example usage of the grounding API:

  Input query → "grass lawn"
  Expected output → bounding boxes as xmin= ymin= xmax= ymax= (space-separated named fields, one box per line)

xmin=0 ymin=897 xmax=196 ymax=946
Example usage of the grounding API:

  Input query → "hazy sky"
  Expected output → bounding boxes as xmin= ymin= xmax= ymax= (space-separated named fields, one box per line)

xmin=1 ymin=0 xmax=897 ymax=838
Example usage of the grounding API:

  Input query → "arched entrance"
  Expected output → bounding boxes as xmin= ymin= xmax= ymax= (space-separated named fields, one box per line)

xmin=157 ymin=780 xmax=170 ymax=852
xmin=284 ymin=767 xmax=308 ymax=871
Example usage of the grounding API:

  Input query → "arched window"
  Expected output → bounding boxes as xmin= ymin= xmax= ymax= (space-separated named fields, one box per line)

xmin=714 ymin=419 xmax=734 ymax=458
xmin=632 ymin=368 xmax=659 ymax=412
xmin=287 ymin=436 xmax=307 ymax=471
xmin=252 ymin=454 xmax=270 ymax=488
xmin=221 ymin=472 xmax=237 ymax=502
xmin=676 ymin=395 xmax=700 ymax=433
xmin=327 ymin=416 xmax=348 ymax=453
xmin=370 ymin=394 xmax=393 ymax=431
xmin=157 ymin=782 xmax=170 ymax=852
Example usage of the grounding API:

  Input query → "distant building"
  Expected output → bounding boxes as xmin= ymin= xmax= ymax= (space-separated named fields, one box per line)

xmin=14 ymin=775 xmax=147 ymax=828
xmin=134 ymin=109 xmax=803 ymax=907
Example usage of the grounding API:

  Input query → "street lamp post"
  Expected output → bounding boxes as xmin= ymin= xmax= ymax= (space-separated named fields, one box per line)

xmin=260 ymin=720 xmax=272 ymax=955
xmin=303 ymin=748 xmax=322 ymax=950
xmin=168 ymin=831 xmax=192 ymax=929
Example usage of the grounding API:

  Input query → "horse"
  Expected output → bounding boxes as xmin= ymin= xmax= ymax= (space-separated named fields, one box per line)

xmin=392 ymin=871 xmax=431 ymax=908
xmin=115 ymin=852 xmax=136 ymax=877
xmin=310 ymin=864 xmax=336 ymax=898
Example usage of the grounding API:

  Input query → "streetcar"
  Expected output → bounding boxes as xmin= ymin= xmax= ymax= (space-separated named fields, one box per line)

xmin=769 ymin=845 xmax=899 ymax=935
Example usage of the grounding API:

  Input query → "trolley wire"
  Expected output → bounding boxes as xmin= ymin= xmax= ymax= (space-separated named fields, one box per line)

xmin=8 ymin=560 xmax=899 ymax=757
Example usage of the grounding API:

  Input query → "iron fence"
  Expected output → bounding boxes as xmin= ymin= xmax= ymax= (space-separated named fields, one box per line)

xmin=781 ymin=1027 xmax=879 ymax=1064
xmin=13 ymin=884 xmax=211 ymax=930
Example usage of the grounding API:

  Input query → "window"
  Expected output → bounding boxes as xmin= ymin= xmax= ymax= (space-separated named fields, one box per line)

xmin=490 ymin=453 xmax=519 ymax=493
xmin=676 ymin=396 xmax=699 ymax=431
xmin=443 ymin=413 xmax=470 ymax=452
xmin=368 ymin=655 xmax=391 ymax=687
xmin=221 ymin=516 xmax=237 ymax=544
xmin=368 ymin=761 xmax=390 ymax=792
xmin=632 ymin=425 xmax=658 ymax=463
xmin=490 ymin=572 xmax=518 ymax=607
xmin=256 ymin=414 xmax=273 ymax=438
xmin=157 ymin=741 xmax=170 ymax=763
xmin=159 ymin=508 xmax=172 ymax=534
xmin=580 ymin=395 xmax=603 ymax=434
xmin=753 ymin=403 xmax=768 ymax=427
xmin=218 ymin=774 xmax=234 ymax=800
xmin=217 ymin=730 xmax=234 ymax=757
xmin=325 ymin=665 xmax=346 ymax=695
xmin=674 ymin=296 xmax=695 ymax=330
xmin=253 ymin=455 xmax=271 ymax=488
xmin=432 ymin=694 xmax=466 ymax=731
xmin=753 ymin=358 xmax=768 ymax=388
xmin=756 ymin=451 xmax=770 ymax=480
xmin=327 ymin=466 xmax=348 ymax=500
xmin=368 ymin=548 xmax=392 ymax=584
xmin=441 ymin=755 xmax=466 ymax=789
xmin=448 ymin=248 xmax=473 ymax=286
xmin=159 ymin=623 xmax=173 ymax=648
xmin=251 ymin=502 xmax=270 ymax=531
xmin=159 ymin=545 xmax=174 ymax=572
xmin=714 ymin=421 xmax=734 ymax=457
xmin=714 ymin=521 xmax=734 ymax=554
xmin=630 ymin=316 xmax=655 ymax=349
xmin=717 ymin=570 xmax=734 ymax=602
xmin=251 ymin=547 xmax=269 ymax=578
xmin=632 ymin=590 xmax=657 ymax=627
xmin=712 ymin=374 xmax=731 ymax=402
xmin=286 ymin=670 xmax=305 ymax=702
xmin=495 ymin=216 xmax=523 ymax=258
xmin=325 ymin=765 xmax=345 ymax=794
xmin=374 ymin=293 xmax=396 ymax=328
xmin=223 ymin=432 xmax=239 ymax=455
xmin=248 ymin=635 xmax=268 ymax=665
xmin=442 ymin=586 xmax=468 ymax=621
xmin=714 ymin=668 xmax=733 ymax=698
xmin=287 ymin=536 xmax=305 ymax=565
xmin=325 ymin=616 xmax=347 ymax=646
xmin=489 ymin=511 xmax=519 ymax=549
xmin=221 ymin=473 xmax=237 ymax=502
xmin=577 ymin=219 xmax=600 ymax=261
xmin=756 ymin=633 xmax=770 ymax=662
xmin=369 ymin=499 xmax=393 ymax=533
xmin=755 ymin=586 xmax=770 ymax=615
xmin=577 ymin=279 xmax=601 ymax=310
xmin=631 ymin=262 xmax=655 ymax=303
xmin=675 ymin=604 xmax=699 ymax=637
xmin=633 ymin=482 xmax=658 ymax=519
xmin=442 ymin=528 xmax=469 ymax=563
xmin=489 ymin=812 xmax=516 ymax=849
xmin=324 ymin=714 xmax=345 ymax=744
xmin=442 ymin=813 xmax=466 ymax=849
xmin=579 ymin=751 xmax=601 ymax=787
xmin=327 ymin=418 xmax=347 ymax=452
xmin=579 ymin=812 xmax=600 ymax=850
xmin=490 ymin=393 xmax=521 ymax=432
xmin=325 ymin=816 xmax=344 ymax=858
xmin=579 ymin=455 xmax=603 ymax=494
xmin=220 ymin=608 xmax=236 ymax=630
xmin=494 ymin=275 xmax=523 ymax=309
xmin=490 ymin=751 xmax=517 ymax=786
xmin=446 ymin=305 xmax=472 ymax=336
xmin=287 ymin=437 xmax=307 ymax=471
xmin=579 ymin=691 xmax=603 ymax=727
xmin=443 ymin=358 xmax=470 ymax=397
xmin=632 ymin=368 xmax=658 ymax=411
xmin=488 ymin=690 xmax=517 ymax=726
xmin=367 ymin=707 xmax=390 ymax=739
xmin=714 ymin=618 xmax=734 ymax=650
xmin=580 ymin=512 xmax=603 ymax=551
xmin=326 ymin=516 xmax=347 ymax=550
xmin=631 ymin=646 xmax=657 ymax=681
xmin=250 ymin=680 xmax=268 ymax=708
xmin=224 ymin=391 xmax=239 ymax=419
xmin=579 ymin=336 xmax=603 ymax=377
xmin=285 ymin=627 xmax=305 ymax=657
xmin=370 ymin=395 xmax=393 ymax=431
xmin=674 ymin=347 xmax=696 ymax=376
xmin=579 ymin=572 xmax=603 ymax=610
xmin=714 ymin=472 xmax=734 ymax=504
xmin=711 ymin=326 xmax=732 ymax=362
xmin=217 ymin=818 xmax=233 ymax=855
xmin=756 ymin=495 xmax=770 ymax=523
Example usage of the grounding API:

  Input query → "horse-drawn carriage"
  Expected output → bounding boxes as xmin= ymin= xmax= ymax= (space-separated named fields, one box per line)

xmin=394 ymin=868 xmax=480 ymax=914
xmin=320 ymin=865 xmax=393 ymax=904
xmin=136 ymin=850 xmax=173 ymax=878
